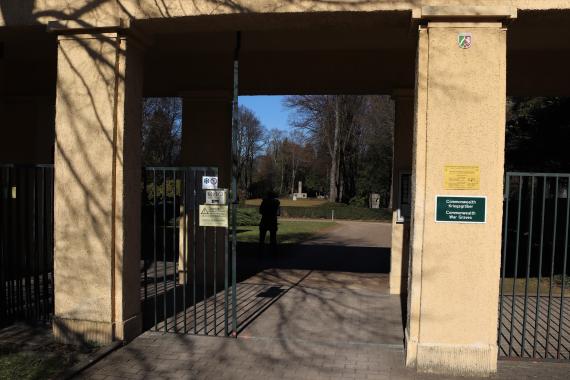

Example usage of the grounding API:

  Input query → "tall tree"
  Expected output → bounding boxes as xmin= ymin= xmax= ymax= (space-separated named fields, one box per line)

xmin=506 ymin=97 xmax=570 ymax=171
xmin=284 ymin=95 xmax=368 ymax=202
xmin=236 ymin=106 xmax=265 ymax=195
xmin=142 ymin=98 xmax=182 ymax=166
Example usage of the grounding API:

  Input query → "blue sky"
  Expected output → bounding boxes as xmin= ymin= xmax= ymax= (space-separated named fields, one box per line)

xmin=239 ymin=95 xmax=292 ymax=132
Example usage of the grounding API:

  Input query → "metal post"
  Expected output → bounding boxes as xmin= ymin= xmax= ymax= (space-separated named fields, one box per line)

xmin=183 ymin=170 xmax=188 ymax=334
xmin=533 ymin=176 xmax=547 ymax=357
xmin=498 ymin=174 xmax=510 ymax=356
xmin=193 ymin=170 xmax=197 ymax=334
xmin=230 ymin=31 xmax=241 ymax=337
xmin=163 ymin=170 xmax=168 ymax=332
xmin=545 ymin=177 xmax=559 ymax=358
xmin=521 ymin=176 xmax=535 ymax=356
xmin=556 ymin=176 xmax=569 ymax=358
xmin=173 ymin=170 xmax=177 ymax=332
xmin=508 ymin=176 xmax=523 ymax=357
xmin=203 ymin=226 xmax=207 ymax=335
xmin=153 ymin=169 xmax=158 ymax=331
xmin=0 ymin=167 xmax=6 ymax=322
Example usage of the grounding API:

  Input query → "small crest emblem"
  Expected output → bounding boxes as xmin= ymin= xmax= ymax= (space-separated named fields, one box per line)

xmin=458 ymin=32 xmax=472 ymax=49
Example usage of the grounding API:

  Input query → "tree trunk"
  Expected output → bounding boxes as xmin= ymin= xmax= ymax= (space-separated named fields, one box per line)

xmin=329 ymin=97 xmax=340 ymax=202
xmin=279 ymin=157 xmax=284 ymax=195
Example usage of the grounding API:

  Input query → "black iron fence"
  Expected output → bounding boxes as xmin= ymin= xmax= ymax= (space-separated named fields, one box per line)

xmin=0 ymin=165 xmax=54 ymax=326
xmin=140 ymin=167 xmax=237 ymax=336
xmin=499 ymin=173 xmax=569 ymax=360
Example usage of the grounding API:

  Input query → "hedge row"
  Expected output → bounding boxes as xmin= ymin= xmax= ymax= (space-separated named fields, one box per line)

xmin=237 ymin=204 xmax=391 ymax=225
xmin=279 ymin=206 xmax=391 ymax=221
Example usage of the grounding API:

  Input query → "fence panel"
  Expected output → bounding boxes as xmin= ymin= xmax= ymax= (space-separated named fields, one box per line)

xmin=140 ymin=167 xmax=236 ymax=336
xmin=499 ymin=173 xmax=569 ymax=360
xmin=0 ymin=165 xmax=54 ymax=326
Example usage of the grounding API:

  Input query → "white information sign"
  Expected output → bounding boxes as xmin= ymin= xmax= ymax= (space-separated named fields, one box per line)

xmin=202 ymin=176 xmax=219 ymax=189
xmin=199 ymin=205 xmax=229 ymax=228
xmin=206 ymin=189 xmax=228 ymax=205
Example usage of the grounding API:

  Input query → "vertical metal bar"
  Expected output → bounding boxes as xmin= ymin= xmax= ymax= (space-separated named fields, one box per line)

xmin=521 ymin=176 xmax=535 ymax=356
xmin=183 ymin=170 xmax=188 ymax=334
xmin=24 ymin=169 xmax=32 ymax=319
xmin=38 ymin=168 xmax=45 ymax=320
xmin=0 ymin=167 xmax=6 ymax=322
xmin=11 ymin=166 xmax=17 ymax=319
xmin=224 ymin=219 xmax=229 ymax=336
xmin=230 ymin=32 xmax=241 ymax=337
xmin=41 ymin=167 xmax=49 ymax=321
xmin=33 ymin=168 xmax=40 ymax=321
xmin=545 ymin=176 xmax=559 ymax=358
xmin=6 ymin=167 xmax=11 ymax=319
xmin=163 ymin=170 xmax=168 ymax=332
xmin=48 ymin=167 xmax=54 ymax=317
xmin=17 ymin=168 xmax=24 ymax=318
xmin=213 ymin=227 xmax=217 ymax=335
xmin=193 ymin=170 xmax=197 ymax=334
xmin=533 ymin=176 xmax=547 ymax=358
xmin=203 ymin=226 xmax=207 ymax=335
xmin=143 ymin=170 xmax=148 ymax=302
xmin=508 ymin=176 xmax=523 ymax=357
xmin=153 ymin=169 xmax=158 ymax=331
xmin=556 ymin=176 xmax=569 ymax=359
xmin=173 ymin=170 xmax=177 ymax=332
xmin=499 ymin=174 xmax=511 ymax=356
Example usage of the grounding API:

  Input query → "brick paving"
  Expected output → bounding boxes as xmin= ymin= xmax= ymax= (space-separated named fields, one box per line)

xmin=77 ymin=332 xmax=570 ymax=380
xmin=77 ymin=221 xmax=570 ymax=379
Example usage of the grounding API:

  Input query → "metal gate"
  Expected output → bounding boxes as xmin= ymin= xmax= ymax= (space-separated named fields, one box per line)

xmin=140 ymin=167 xmax=237 ymax=336
xmin=0 ymin=164 xmax=54 ymax=326
xmin=499 ymin=172 xmax=569 ymax=360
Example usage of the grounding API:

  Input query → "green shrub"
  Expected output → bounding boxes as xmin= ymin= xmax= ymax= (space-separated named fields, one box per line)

xmin=348 ymin=196 xmax=368 ymax=207
xmin=280 ymin=206 xmax=391 ymax=221
xmin=239 ymin=202 xmax=391 ymax=222
xmin=236 ymin=207 xmax=261 ymax=226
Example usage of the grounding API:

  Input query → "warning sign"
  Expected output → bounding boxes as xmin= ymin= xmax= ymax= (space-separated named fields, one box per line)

xmin=199 ymin=205 xmax=229 ymax=228
xmin=444 ymin=165 xmax=480 ymax=190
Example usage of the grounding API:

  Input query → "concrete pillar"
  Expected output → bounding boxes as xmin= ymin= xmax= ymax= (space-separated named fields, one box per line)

xmin=405 ymin=12 xmax=510 ymax=376
xmin=389 ymin=90 xmax=413 ymax=295
xmin=53 ymin=32 xmax=143 ymax=344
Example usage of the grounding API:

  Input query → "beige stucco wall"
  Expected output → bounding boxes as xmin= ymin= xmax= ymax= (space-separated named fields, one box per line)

xmin=53 ymin=32 xmax=143 ymax=344
xmin=1 ymin=1 xmax=569 ymax=28
xmin=406 ymin=21 xmax=506 ymax=376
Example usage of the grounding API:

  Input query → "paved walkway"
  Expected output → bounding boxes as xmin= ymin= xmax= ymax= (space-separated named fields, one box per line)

xmin=78 ymin=221 xmax=570 ymax=379
xmin=77 ymin=332 xmax=570 ymax=380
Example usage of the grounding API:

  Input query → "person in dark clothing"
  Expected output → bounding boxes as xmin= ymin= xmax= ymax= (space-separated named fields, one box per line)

xmin=259 ymin=191 xmax=280 ymax=253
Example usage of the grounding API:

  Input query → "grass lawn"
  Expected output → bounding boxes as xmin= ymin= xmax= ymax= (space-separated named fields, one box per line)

xmin=0 ymin=342 xmax=96 ymax=380
xmin=0 ymin=351 xmax=68 ymax=380
xmin=237 ymin=220 xmax=335 ymax=245
xmin=244 ymin=198 xmax=328 ymax=207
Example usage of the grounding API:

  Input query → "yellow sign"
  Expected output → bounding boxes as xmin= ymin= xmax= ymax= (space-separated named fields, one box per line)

xmin=11 ymin=186 xmax=16 ymax=199
xmin=199 ymin=205 xmax=229 ymax=228
xmin=444 ymin=165 xmax=480 ymax=190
